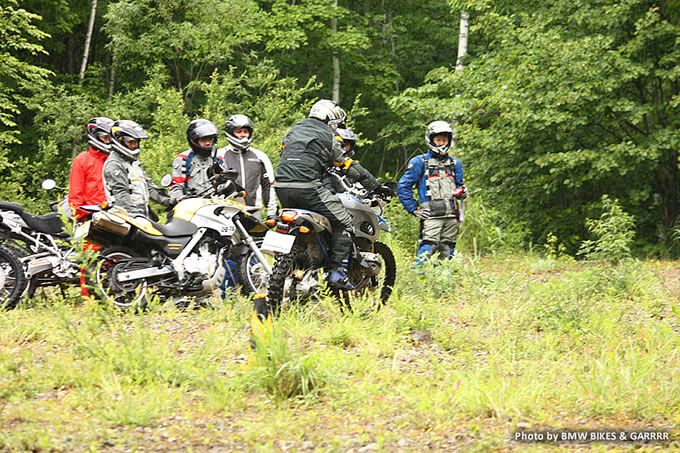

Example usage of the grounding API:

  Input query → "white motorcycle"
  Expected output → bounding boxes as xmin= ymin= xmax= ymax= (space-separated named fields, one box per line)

xmin=89 ymin=169 xmax=272 ymax=310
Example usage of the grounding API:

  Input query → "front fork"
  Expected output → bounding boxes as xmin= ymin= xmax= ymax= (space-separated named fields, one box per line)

xmin=233 ymin=219 xmax=272 ymax=275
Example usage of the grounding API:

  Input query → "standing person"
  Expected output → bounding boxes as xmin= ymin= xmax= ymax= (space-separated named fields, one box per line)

xmin=69 ymin=117 xmax=114 ymax=219
xmin=69 ymin=117 xmax=113 ymax=297
xmin=398 ymin=120 xmax=467 ymax=265
xmin=103 ymin=120 xmax=174 ymax=219
xmin=275 ymin=99 xmax=391 ymax=289
xmin=216 ymin=114 xmax=277 ymax=221
xmin=169 ymin=119 xmax=220 ymax=200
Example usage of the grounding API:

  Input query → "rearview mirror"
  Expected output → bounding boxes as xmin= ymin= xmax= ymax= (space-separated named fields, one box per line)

xmin=160 ymin=174 xmax=173 ymax=187
xmin=42 ymin=179 xmax=56 ymax=191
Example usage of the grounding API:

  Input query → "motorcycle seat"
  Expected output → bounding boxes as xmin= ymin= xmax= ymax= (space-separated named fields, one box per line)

xmin=0 ymin=201 xmax=24 ymax=214
xmin=150 ymin=217 xmax=198 ymax=237
xmin=20 ymin=211 xmax=64 ymax=234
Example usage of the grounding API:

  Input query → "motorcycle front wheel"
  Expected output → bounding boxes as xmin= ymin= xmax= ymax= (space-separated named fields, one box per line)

xmin=0 ymin=245 xmax=28 ymax=309
xmin=350 ymin=241 xmax=397 ymax=311
xmin=236 ymin=239 xmax=274 ymax=295
xmin=92 ymin=246 xmax=148 ymax=311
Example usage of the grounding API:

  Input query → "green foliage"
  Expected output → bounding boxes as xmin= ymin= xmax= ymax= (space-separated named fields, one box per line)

xmin=578 ymin=195 xmax=636 ymax=262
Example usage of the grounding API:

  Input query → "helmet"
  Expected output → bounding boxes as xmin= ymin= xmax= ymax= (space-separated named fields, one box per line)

xmin=425 ymin=120 xmax=453 ymax=156
xmin=224 ymin=114 xmax=253 ymax=152
xmin=187 ymin=119 xmax=218 ymax=155
xmin=309 ymin=99 xmax=346 ymax=131
xmin=110 ymin=120 xmax=149 ymax=160
xmin=336 ymin=127 xmax=358 ymax=157
xmin=87 ymin=117 xmax=114 ymax=153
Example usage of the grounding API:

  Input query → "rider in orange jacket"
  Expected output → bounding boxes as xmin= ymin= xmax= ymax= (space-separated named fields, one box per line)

xmin=69 ymin=117 xmax=114 ymax=220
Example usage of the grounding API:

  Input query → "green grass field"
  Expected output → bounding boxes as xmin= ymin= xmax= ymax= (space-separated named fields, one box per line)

xmin=1 ymin=243 xmax=679 ymax=451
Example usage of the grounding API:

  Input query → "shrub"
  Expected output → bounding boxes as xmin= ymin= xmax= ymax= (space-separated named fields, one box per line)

xmin=578 ymin=195 xmax=635 ymax=262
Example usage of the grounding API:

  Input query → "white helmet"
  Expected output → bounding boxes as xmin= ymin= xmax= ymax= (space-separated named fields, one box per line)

xmin=309 ymin=99 xmax=346 ymax=131
xmin=224 ymin=114 xmax=253 ymax=152
xmin=425 ymin=120 xmax=453 ymax=156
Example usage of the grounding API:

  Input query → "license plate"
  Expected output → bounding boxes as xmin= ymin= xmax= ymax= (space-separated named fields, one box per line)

xmin=260 ymin=231 xmax=296 ymax=255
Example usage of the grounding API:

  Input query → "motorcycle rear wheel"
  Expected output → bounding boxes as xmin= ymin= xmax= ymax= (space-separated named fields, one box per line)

xmin=267 ymin=245 xmax=314 ymax=314
xmin=92 ymin=246 xmax=148 ymax=311
xmin=0 ymin=245 xmax=28 ymax=309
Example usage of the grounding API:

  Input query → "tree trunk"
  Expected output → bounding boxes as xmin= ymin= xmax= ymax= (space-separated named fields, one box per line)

xmin=79 ymin=0 xmax=98 ymax=84
xmin=456 ymin=11 xmax=469 ymax=74
xmin=108 ymin=48 xmax=116 ymax=98
xmin=331 ymin=0 xmax=340 ymax=103
xmin=452 ymin=11 xmax=469 ymax=140
xmin=661 ymin=149 xmax=679 ymax=238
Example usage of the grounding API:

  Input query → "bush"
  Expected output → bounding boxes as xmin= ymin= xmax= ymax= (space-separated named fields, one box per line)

xmin=578 ymin=195 xmax=635 ymax=262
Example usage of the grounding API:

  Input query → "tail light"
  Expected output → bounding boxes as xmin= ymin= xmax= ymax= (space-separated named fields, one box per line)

xmin=280 ymin=210 xmax=298 ymax=222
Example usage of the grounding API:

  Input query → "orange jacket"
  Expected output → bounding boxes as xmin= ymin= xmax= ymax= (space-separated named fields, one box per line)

xmin=68 ymin=147 xmax=109 ymax=220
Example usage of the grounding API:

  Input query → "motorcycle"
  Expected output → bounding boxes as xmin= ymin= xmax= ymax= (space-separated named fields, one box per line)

xmin=261 ymin=171 xmax=398 ymax=313
xmin=88 ymin=168 xmax=273 ymax=310
xmin=0 ymin=179 xmax=93 ymax=308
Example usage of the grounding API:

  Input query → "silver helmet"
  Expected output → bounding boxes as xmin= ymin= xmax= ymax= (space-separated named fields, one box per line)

xmin=309 ymin=99 xmax=346 ymax=131
xmin=224 ymin=114 xmax=253 ymax=152
xmin=187 ymin=118 xmax=218 ymax=156
xmin=87 ymin=117 xmax=114 ymax=153
xmin=110 ymin=120 xmax=148 ymax=160
xmin=336 ymin=127 xmax=358 ymax=157
xmin=425 ymin=120 xmax=453 ymax=156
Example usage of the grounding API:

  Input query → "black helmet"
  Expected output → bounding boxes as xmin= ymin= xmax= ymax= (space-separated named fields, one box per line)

xmin=224 ymin=114 xmax=253 ymax=152
xmin=87 ymin=117 xmax=114 ymax=153
xmin=110 ymin=120 xmax=148 ymax=160
xmin=309 ymin=99 xmax=346 ymax=131
xmin=425 ymin=120 xmax=453 ymax=156
xmin=336 ymin=127 xmax=358 ymax=157
xmin=187 ymin=119 xmax=218 ymax=156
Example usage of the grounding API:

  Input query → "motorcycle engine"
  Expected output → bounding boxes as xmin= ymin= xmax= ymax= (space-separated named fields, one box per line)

xmin=358 ymin=251 xmax=382 ymax=277
xmin=184 ymin=242 xmax=218 ymax=277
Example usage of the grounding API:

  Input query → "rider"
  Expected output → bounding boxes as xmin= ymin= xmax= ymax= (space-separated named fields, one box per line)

xmin=103 ymin=120 xmax=174 ymax=219
xmin=69 ymin=117 xmax=114 ymax=220
xmin=169 ymin=119 xmax=220 ymax=200
xmin=69 ymin=117 xmax=114 ymax=297
xmin=275 ymin=99 xmax=390 ymax=289
xmin=216 ymin=114 xmax=277 ymax=221
xmin=398 ymin=120 xmax=467 ymax=265
xmin=322 ymin=126 xmax=360 ymax=194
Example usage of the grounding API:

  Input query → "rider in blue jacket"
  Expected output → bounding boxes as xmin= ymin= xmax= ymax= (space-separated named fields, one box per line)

xmin=398 ymin=121 xmax=467 ymax=265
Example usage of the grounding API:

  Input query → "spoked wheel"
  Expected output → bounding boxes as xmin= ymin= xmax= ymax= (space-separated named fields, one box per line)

xmin=348 ymin=241 xmax=396 ymax=311
xmin=92 ymin=246 xmax=148 ymax=311
xmin=267 ymin=245 xmax=320 ymax=314
xmin=0 ymin=245 xmax=27 ymax=309
xmin=236 ymin=238 xmax=274 ymax=295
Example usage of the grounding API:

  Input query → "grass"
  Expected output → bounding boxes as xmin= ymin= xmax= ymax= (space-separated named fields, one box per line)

xmin=1 ymin=249 xmax=679 ymax=451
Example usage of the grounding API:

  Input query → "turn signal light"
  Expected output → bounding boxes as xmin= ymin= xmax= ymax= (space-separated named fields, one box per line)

xmin=299 ymin=226 xmax=310 ymax=233
xmin=280 ymin=210 xmax=298 ymax=222
xmin=265 ymin=218 xmax=276 ymax=227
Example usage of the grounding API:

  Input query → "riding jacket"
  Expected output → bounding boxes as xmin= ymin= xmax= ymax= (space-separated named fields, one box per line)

xmin=68 ymin=147 xmax=108 ymax=220
xmin=398 ymin=151 xmax=463 ymax=215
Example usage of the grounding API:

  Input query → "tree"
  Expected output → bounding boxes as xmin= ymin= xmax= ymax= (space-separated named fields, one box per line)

xmin=390 ymin=0 xmax=680 ymax=251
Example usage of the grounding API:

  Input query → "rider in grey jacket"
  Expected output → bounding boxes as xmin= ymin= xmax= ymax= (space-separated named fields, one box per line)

xmin=216 ymin=114 xmax=277 ymax=221
xmin=103 ymin=120 xmax=173 ymax=219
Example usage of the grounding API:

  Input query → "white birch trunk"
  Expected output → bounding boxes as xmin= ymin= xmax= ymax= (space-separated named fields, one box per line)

xmin=79 ymin=0 xmax=98 ymax=84
xmin=456 ymin=11 xmax=469 ymax=73
xmin=452 ymin=11 xmax=469 ymax=139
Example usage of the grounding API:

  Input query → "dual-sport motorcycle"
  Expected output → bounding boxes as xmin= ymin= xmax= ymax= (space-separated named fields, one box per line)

xmin=88 ymin=168 xmax=272 ymax=310
xmin=0 ymin=179 xmax=88 ymax=308
xmin=261 ymin=171 xmax=397 ymax=312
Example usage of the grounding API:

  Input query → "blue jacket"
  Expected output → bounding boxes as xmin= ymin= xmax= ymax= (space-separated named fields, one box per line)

xmin=398 ymin=151 xmax=464 ymax=214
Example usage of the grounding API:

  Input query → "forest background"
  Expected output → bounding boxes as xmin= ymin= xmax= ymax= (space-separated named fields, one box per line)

xmin=2 ymin=0 xmax=680 ymax=257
